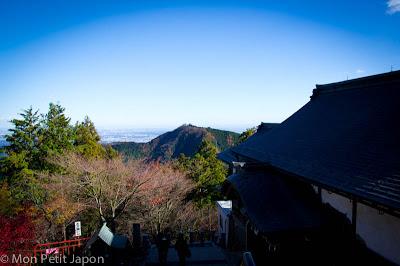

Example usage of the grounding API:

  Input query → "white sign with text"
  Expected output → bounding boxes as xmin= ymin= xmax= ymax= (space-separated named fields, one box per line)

xmin=75 ymin=221 xmax=81 ymax=237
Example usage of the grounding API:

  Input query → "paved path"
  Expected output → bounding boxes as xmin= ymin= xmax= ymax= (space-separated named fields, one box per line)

xmin=146 ymin=242 xmax=228 ymax=266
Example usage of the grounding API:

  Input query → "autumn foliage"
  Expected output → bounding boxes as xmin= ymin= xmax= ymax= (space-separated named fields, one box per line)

xmin=0 ymin=210 xmax=35 ymax=257
xmin=136 ymin=162 xmax=195 ymax=234
xmin=0 ymin=103 xmax=223 ymax=246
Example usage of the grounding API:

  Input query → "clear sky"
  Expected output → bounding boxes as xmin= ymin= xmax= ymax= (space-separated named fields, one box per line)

xmin=1 ymin=0 xmax=399 ymax=131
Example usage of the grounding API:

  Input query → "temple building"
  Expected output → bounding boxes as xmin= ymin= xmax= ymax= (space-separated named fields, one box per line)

xmin=219 ymin=70 xmax=400 ymax=265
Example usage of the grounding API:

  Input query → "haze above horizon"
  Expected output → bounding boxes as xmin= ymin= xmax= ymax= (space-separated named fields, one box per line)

xmin=1 ymin=0 xmax=399 ymax=129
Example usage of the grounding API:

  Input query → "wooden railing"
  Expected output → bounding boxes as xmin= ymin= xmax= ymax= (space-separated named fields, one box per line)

xmin=1 ymin=238 xmax=89 ymax=266
xmin=33 ymin=237 xmax=89 ymax=260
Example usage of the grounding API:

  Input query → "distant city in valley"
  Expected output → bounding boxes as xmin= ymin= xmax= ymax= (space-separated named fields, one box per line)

xmin=97 ymin=129 xmax=166 ymax=143
xmin=0 ymin=126 xmax=246 ymax=146
xmin=0 ymin=128 xmax=164 ymax=146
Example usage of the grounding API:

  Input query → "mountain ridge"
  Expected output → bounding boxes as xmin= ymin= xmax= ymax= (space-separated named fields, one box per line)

xmin=111 ymin=124 xmax=240 ymax=161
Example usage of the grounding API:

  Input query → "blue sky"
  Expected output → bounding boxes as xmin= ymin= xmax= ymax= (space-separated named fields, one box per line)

xmin=1 ymin=0 xmax=399 ymax=131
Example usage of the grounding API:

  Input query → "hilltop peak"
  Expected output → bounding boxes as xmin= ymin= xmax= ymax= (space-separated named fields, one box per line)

xmin=112 ymin=125 xmax=240 ymax=161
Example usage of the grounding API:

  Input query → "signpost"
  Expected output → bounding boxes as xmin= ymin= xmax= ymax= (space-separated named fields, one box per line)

xmin=74 ymin=221 xmax=81 ymax=237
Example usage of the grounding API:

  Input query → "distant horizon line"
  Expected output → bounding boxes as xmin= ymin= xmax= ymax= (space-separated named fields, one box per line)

xmin=0 ymin=123 xmax=275 ymax=134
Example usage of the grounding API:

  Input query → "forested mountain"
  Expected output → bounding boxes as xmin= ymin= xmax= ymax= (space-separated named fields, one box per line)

xmin=111 ymin=124 xmax=240 ymax=161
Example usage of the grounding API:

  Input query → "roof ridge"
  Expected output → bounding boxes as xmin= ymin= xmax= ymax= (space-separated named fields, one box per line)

xmin=311 ymin=70 xmax=400 ymax=99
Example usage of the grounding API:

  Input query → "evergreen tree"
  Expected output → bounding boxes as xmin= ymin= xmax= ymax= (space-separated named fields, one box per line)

xmin=74 ymin=116 xmax=105 ymax=158
xmin=238 ymin=127 xmax=257 ymax=143
xmin=178 ymin=140 xmax=228 ymax=207
xmin=39 ymin=103 xmax=74 ymax=159
xmin=0 ymin=103 xmax=117 ymax=241
xmin=0 ymin=107 xmax=45 ymax=205
xmin=4 ymin=107 xmax=40 ymax=169
xmin=74 ymin=116 xmax=100 ymax=145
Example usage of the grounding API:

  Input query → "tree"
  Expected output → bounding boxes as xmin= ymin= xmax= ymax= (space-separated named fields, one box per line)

xmin=41 ymin=173 xmax=85 ymax=241
xmin=135 ymin=163 xmax=194 ymax=235
xmin=0 ymin=182 xmax=19 ymax=216
xmin=0 ymin=107 xmax=40 ymax=182
xmin=176 ymin=140 xmax=228 ymax=231
xmin=0 ymin=108 xmax=46 ymax=205
xmin=74 ymin=116 xmax=100 ymax=144
xmin=1 ymin=103 xmax=121 ymax=242
xmin=0 ymin=210 xmax=36 ymax=259
xmin=46 ymin=153 xmax=150 ymax=232
xmin=177 ymin=140 xmax=228 ymax=207
xmin=39 ymin=103 xmax=74 ymax=163
xmin=4 ymin=107 xmax=40 ymax=168
xmin=74 ymin=116 xmax=107 ymax=158
xmin=0 ymin=180 xmax=37 ymax=257
xmin=238 ymin=127 xmax=257 ymax=143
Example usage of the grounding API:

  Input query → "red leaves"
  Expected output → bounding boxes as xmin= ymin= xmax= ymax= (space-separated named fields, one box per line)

xmin=0 ymin=211 xmax=35 ymax=256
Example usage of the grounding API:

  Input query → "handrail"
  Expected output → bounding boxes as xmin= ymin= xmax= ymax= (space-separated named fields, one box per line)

xmin=3 ymin=238 xmax=90 ymax=266
xmin=33 ymin=237 xmax=89 ymax=258
xmin=33 ymin=237 xmax=90 ymax=248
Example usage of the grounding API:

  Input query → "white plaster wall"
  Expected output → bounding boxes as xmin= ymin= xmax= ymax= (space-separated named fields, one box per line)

xmin=357 ymin=203 xmax=400 ymax=265
xmin=321 ymin=189 xmax=352 ymax=220
xmin=216 ymin=206 xmax=230 ymax=245
xmin=321 ymin=189 xmax=400 ymax=264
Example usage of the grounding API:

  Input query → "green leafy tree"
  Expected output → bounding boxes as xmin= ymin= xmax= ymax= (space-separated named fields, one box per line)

xmin=0 ymin=103 xmax=119 ymax=241
xmin=0 ymin=108 xmax=46 ymax=205
xmin=0 ymin=182 xmax=19 ymax=215
xmin=104 ymin=144 xmax=119 ymax=159
xmin=3 ymin=107 xmax=40 ymax=168
xmin=74 ymin=116 xmax=106 ymax=158
xmin=39 ymin=103 xmax=74 ymax=159
xmin=178 ymin=140 xmax=227 ymax=207
xmin=238 ymin=127 xmax=257 ymax=143
xmin=74 ymin=116 xmax=100 ymax=144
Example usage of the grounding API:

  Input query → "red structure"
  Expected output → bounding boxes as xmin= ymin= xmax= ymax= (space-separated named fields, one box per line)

xmin=33 ymin=237 xmax=89 ymax=259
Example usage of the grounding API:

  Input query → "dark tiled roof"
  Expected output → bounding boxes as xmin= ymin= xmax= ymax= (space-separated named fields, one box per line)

xmin=257 ymin=122 xmax=279 ymax=132
xmin=232 ymin=71 xmax=400 ymax=211
xmin=217 ymin=149 xmax=239 ymax=164
xmin=218 ymin=123 xmax=277 ymax=164
xmin=227 ymin=170 xmax=324 ymax=233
